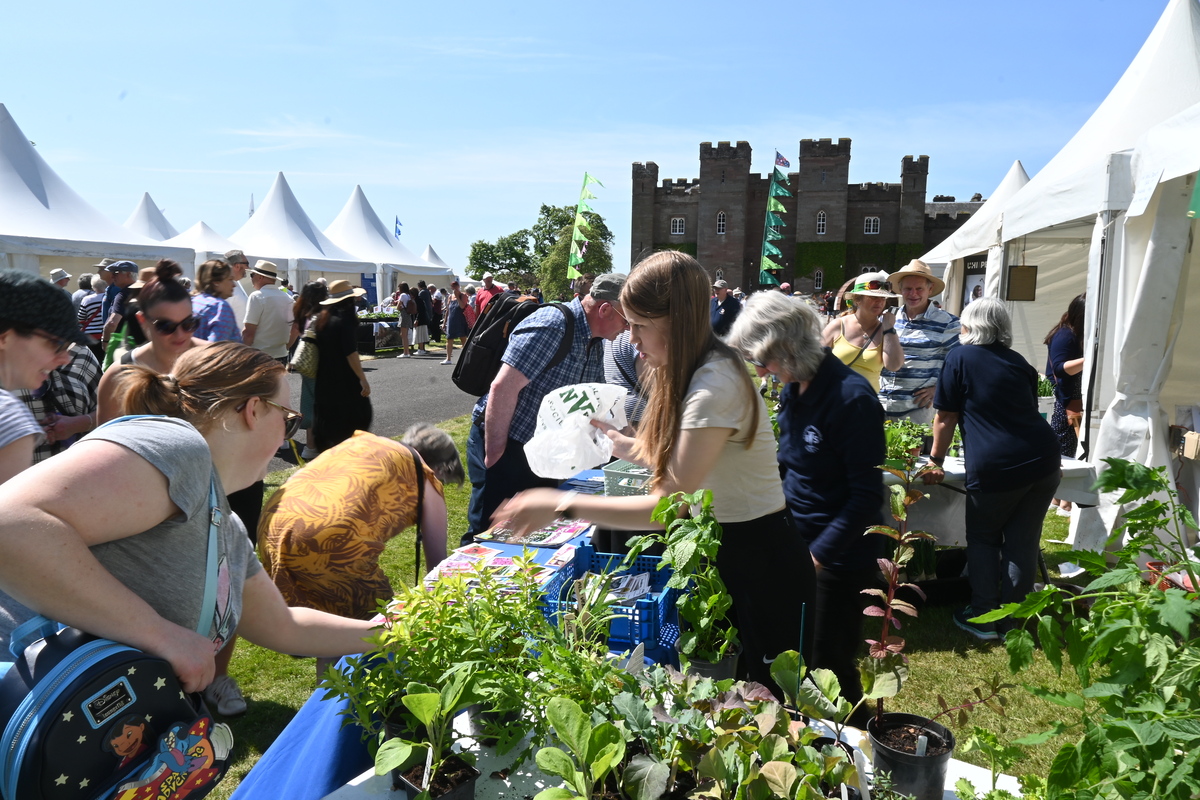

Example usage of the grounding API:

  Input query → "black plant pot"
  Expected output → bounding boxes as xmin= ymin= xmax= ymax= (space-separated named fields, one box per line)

xmin=464 ymin=704 xmax=521 ymax=748
xmin=675 ymin=640 xmax=741 ymax=680
xmin=866 ymin=712 xmax=955 ymax=800
xmin=810 ymin=737 xmax=862 ymax=799
xmin=394 ymin=754 xmax=480 ymax=800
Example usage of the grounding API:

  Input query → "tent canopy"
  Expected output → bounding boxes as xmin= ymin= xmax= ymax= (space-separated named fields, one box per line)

xmin=922 ymin=160 xmax=1029 ymax=266
xmin=123 ymin=192 xmax=179 ymax=241
xmin=0 ymin=103 xmax=193 ymax=273
xmin=421 ymin=245 xmax=451 ymax=271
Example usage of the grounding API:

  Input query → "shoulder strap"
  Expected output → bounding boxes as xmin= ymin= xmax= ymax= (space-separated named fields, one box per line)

xmin=612 ymin=349 xmax=640 ymax=392
xmin=547 ymin=303 xmax=575 ymax=370
xmin=407 ymin=445 xmax=425 ymax=586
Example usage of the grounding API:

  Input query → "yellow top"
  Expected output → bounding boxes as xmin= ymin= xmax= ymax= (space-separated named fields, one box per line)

xmin=831 ymin=319 xmax=884 ymax=392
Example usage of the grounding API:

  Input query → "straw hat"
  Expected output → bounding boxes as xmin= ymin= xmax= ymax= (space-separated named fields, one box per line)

xmin=887 ymin=259 xmax=945 ymax=296
xmin=248 ymin=260 xmax=281 ymax=281
xmin=320 ymin=279 xmax=367 ymax=305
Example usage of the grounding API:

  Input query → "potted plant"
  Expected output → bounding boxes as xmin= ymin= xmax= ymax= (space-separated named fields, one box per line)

xmin=625 ymin=489 xmax=740 ymax=678
xmin=1036 ymin=373 xmax=1056 ymax=420
xmin=375 ymin=667 xmax=485 ymax=800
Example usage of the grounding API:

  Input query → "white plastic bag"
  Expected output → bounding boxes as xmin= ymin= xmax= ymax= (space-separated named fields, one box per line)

xmin=524 ymin=383 xmax=630 ymax=479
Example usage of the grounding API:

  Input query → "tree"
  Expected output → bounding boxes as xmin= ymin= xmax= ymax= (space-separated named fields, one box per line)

xmin=466 ymin=230 xmax=536 ymax=286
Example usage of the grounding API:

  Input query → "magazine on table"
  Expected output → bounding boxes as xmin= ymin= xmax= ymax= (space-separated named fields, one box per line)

xmin=475 ymin=518 xmax=594 ymax=547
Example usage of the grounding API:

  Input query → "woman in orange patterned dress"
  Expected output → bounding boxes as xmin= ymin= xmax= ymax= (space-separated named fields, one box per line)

xmin=258 ymin=425 xmax=464 ymax=675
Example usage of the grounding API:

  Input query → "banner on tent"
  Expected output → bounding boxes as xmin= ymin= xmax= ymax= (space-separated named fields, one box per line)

xmin=1005 ymin=265 xmax=1038 ymax=302
xmin=961 ymin=260 xmax=987 ymax=308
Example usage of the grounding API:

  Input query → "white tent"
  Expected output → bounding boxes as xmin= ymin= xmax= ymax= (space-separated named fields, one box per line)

xmin=920 ymin=160 xmax=1030 ymax=313
xmin=123 ymin=192 xmax=179 ymax=241
xmin=422 ymin=245 xmax=452 ymax=273
xmin=229 ymin=172 xmax=374 ymax=291
xmin=162 ymin=221 xmax=241 ymax=276
xmin=988 ymin=0 xmax=1200 ymax=372
xmin=0 ymin=104 xmax=194 ymax=278
xmin=324 ymin=186 xmax=454 ymax=298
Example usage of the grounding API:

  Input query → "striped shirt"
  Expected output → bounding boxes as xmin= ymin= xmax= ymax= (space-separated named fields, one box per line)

xmin=77 ymin=292 xmax=106 ymax=338
xmin=192 ymin=293 xmax=243 ymax=343
xmin=879 ymin=304 xmax=960 ymax=417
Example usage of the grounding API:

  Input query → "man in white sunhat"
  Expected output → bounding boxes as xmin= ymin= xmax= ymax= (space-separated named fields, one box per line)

xmin=241 ymin=261 xmax=293 ymax=363
xmin=48 ymin=268 xmax=72 ymax=292
xmin=878 ymin=259 xmax=960 ymax=423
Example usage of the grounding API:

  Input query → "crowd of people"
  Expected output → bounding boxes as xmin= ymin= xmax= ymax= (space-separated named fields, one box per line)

xmin=0 ymin=249 xmax=1075 ymax=730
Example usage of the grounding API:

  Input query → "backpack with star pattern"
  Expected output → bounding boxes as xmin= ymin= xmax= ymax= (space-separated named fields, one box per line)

xmin=0 ymin=463 xmax=233 ymax=800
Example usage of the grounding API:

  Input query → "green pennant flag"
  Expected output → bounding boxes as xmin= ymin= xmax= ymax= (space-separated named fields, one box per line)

xmin=761 ymin=257 xmax=781 ymax=271
xmin=766 ymin=212 xmax=785 ymax=227
xmin=584 ymin=173 xmax=604 ymax=187
xmin=758 ymin=270 xmax=780 ymax=286
xmin=577 ymin=199 xmax=594 ymax=215
xmin=766 ymin=227 xmax=783 ymax=241
xmin=574 ymin=213 xmax=588 ymax=229
xmin=769 ymin=182 xmax=792 ymax=197
xmin=1190 ymin=176 xmax=1200 ymax=218
xmin=768 ymin=197 xmax=786 ymax=213
xmin=569 ymin=252 xmax=585 ymax=267
xmin=570 ymin=240 xmax=582 ymax=257
xmin=572 ymin=227 xmax=588 ymax=241
xmin=581 ymin=187 xmax=597 ymax=200
xmin=762 ymin=241 xmax=782 ymax=258
xmin=773 ymin=167 xmax=789 ymax=185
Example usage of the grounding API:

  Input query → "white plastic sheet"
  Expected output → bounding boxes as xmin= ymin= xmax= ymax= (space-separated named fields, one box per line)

xmin=524 ymin=383 xmax=630 ymax=479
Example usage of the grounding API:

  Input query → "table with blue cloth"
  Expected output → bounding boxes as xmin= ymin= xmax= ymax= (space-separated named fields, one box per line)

xmin=232 ymin=475 xmax=606 ymax=800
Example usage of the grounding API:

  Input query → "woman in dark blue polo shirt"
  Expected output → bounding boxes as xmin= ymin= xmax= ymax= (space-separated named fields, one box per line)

xmin=726 ymin=291 xmax=885 ymax=721
xmin=925 ymin=298 xmax=1060 ymax=641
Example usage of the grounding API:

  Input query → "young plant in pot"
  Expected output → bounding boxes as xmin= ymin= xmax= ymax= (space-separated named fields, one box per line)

xmin=625 ymin=489 xmax=740 ymax=678
xmin=375 ymin=666 xmax=486 ymax=800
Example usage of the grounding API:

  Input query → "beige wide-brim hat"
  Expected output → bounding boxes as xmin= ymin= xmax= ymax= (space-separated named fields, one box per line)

xmin=320 ymin=279 xmax=367 ymax=305
xmin=847 ymin=270 xmax=899 ymax=299
xmin=888 ymin=259 xmax=945 ymax=297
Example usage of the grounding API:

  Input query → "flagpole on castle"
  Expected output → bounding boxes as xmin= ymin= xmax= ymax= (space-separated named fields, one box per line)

xmin=757 ymin=151 xmax=791 ymax=287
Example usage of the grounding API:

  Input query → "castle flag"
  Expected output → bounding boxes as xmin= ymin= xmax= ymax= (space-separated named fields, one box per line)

xmin=394 ymin=217 xmax=403 ymax=238
xmin=775 ymin=151 xmax=790 ymax=168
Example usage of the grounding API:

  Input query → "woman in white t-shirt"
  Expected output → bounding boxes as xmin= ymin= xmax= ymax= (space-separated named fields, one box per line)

xmin=497 ymin=251 xmax=815 ymax=689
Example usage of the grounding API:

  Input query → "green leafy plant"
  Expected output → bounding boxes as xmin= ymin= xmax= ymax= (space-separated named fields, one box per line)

xmin=883 ymin=417 xmax=929 ymax=467
xmin=953 ymin=726 xmax=1026 ymax=800
xmin=975 ymin=458 xmax=1200 ymax=799
xmin=533 ymin=697 xmax=626 ymax=800
xmin=374 ymin=668 xmax=483 ymax=797
xmin=1036 ymin=373 xmax=1054 ymax=398
xmin=626 ymin=489 xmax=740 ymax=664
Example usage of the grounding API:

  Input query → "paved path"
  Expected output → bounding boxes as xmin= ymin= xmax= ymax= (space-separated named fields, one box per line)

xmin=270 ymin=349 xmax=478 ymax=471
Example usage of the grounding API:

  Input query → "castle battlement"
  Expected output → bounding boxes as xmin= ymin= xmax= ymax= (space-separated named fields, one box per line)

xmin=800 ymin=137 xmax=852 ymax=158
xmin=700 ymin=140 xmax=752 ymax=160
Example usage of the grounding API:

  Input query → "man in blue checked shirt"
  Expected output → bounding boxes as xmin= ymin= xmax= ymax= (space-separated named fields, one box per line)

xmin=878 ymin=260 xmax=960 ymax=423
xmin=464 ymin=273 xmax=629 ymax=543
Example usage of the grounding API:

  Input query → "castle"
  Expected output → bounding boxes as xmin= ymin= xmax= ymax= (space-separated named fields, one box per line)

xmin=630 ymin=138 xmax=981 ymax=293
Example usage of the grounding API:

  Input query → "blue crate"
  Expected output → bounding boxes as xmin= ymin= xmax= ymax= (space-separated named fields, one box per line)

xmin=540 ymin=545 xmax=680 ymax=651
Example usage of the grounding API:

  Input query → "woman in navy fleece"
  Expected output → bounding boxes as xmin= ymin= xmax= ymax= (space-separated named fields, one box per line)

xmin=726 ymin=291 xmax=885 ymax=723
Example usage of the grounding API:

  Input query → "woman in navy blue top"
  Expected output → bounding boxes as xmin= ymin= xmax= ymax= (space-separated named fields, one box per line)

xmin=925 ymin=298 xmax=1060 ymax=641
xmin=726 ymin=291 xmax=884 ymax=722
xmin=1044 ymin=293 xmax=1085 ymax=512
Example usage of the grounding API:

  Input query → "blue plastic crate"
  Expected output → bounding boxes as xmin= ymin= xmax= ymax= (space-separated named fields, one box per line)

xmin=540 ymin=545 xmax=680 ymax=651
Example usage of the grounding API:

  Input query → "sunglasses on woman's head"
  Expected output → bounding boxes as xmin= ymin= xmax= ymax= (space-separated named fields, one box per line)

xmin=150 ymin=316 xmax=201 ymax=335
xmin=857 ymin=280 xmax=891 ymax=292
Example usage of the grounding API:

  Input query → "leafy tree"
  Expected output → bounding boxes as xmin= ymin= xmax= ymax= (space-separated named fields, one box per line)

xmin=466 ymin=230 xmax=536 ymax=286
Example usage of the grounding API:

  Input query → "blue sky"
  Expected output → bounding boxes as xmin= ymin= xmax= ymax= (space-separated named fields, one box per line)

xmin=2 ymin=0 xmax=1167 ymax=272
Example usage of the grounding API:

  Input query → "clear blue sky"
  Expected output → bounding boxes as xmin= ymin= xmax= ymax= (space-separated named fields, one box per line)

xmin=1 ymin=0 xmax=1167 ymax=272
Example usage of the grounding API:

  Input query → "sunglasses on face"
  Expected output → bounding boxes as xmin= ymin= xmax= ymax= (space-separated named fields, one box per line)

xmin=746 ymin=356 xmax=766 ymax=368
xmin=263 ymin=399 xmax=304 ymax=440
xmin=150 ymin=316 xmax=201 ymax=335
xmin=29 ymin=329 xmax=70 ymax=354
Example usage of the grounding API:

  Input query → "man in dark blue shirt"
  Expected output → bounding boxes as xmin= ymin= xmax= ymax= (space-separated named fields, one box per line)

xmin=710 ymin=279 xmax=741 ymax=336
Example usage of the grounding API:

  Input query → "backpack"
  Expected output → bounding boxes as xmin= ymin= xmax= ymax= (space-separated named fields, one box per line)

xmin=0 ymin=417 xmax=233 ymax=800
xmin=451 ymin=296 xmax=573 ymax=396
xmin=406 ymin=296 xmax=417 ymax=316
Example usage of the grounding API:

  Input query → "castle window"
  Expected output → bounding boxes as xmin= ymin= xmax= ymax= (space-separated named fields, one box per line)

xmin=715 ymin=269 xmax=725 ymax=282
xmin=670 ymin=217 xmax=685 ymax=235
xmin=813 ymin=270 xmax=824 ymax=291
xmin=716 ymin=211 xmax=726 ymax=235
xmin=816 ymin=210 xmax=827 ymax=235
xmin=821 ymin=169 xmax=827 ymax=184
xmin=864 ymin=216 xmax=880 ymax=235
xmin=861 ymin=266 xmax=875 ymax=274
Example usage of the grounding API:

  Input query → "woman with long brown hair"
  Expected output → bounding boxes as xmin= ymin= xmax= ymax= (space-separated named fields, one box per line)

xmin=1044 ymin=292 xmax=1086 ymax=513
xmin=312 ymin=280 xmax=372 ymax=452
xmin=0 ymin=342 xmax=378 ymax=697
xmin=496 ymin=252 xmax=814 ymax=689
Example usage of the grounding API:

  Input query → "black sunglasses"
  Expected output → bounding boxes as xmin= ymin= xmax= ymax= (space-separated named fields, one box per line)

xmin=150 ymin=316 xmax=201 ymax=335
xmin=746 ymin=356 xmax=766 ymax=368
xmin=29 ymin=329 xmax=71 ymax=354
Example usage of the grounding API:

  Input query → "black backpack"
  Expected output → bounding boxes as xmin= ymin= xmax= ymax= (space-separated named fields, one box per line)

xmin=452 ymin=295 xmax=573 ymax=396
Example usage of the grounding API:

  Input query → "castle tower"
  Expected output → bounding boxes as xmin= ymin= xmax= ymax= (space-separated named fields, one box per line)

xmin=898 ymin=155 xmax=929 ymax=243
xmin=696 ymin=141 xmax=751 ymax=286
xmin=630 ymin=161 xmax=659 ymax=265
xmin=796 ymin=138 xmax=851 ymax=243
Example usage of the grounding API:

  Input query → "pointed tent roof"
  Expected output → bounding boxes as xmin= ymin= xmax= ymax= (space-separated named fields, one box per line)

xmin=922 ymin=160 xmax=1030 ymax=265
xmin=229 ymin=172 xmax=372 ymax=271
xmin=123 ymin=192 xmax=179 ymax=241
xmin=1001 ymin=0 xmax=1200 ymax=241
xmin=0 ymin=104 xmax=191 ymax=261
xmin=324 ymin=186 xmax=452 ymax=277
xmin=163 ymin=221 xmax=239 ymax=255
xmin=422 ymin=245 xmax=451 ymax=269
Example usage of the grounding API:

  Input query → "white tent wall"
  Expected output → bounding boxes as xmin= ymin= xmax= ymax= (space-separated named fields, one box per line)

xmin=999 ymin=237 xmax=1090 ymax=368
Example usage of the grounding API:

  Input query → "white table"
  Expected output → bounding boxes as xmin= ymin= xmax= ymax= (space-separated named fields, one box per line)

xmin=887 ymin=457 xmax=1098 ymax=547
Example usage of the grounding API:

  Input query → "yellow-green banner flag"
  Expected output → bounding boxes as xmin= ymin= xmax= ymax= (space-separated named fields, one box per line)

xmin=768 ymin=197 xmax=786 ymax=213
xmin=761 ymin=256 xmax=781 ymax=271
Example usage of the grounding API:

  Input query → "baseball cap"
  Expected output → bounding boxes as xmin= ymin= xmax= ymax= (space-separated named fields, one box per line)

xmin=589 ymin=273 xmax=627 ymax=302
xmin=713 ymin=279 xmax=729 ymax=289
xmin=0 ymin=270 xmax=94 ymax=345
xmin=105 ymin=260 xmax=138 ymax=273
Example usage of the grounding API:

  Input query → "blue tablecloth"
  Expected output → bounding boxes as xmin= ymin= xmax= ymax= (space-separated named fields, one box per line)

xmin=232 ymin=523 xmax=598 ymax=800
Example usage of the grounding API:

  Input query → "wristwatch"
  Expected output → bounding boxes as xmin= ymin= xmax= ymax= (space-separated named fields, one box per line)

xmin=929 ymin=455 xmax=945 ymax=467
xmin=882 ymin=328 xmax=897 ymax=336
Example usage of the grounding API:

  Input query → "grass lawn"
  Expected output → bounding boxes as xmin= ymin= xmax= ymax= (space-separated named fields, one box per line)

xmin=212 ymin=417 xmax=1080 ymax=797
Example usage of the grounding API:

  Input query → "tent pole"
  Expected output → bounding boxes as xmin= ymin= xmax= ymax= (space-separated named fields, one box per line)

xmin=1082 ymin=211 xmax=1111 ymax=461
